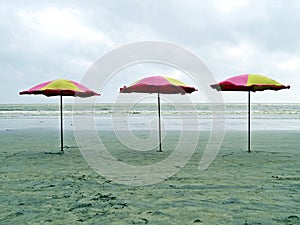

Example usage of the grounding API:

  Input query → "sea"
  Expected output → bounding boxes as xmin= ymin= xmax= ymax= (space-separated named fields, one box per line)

xmin=1 ymin=103 xmax=300 ymax=131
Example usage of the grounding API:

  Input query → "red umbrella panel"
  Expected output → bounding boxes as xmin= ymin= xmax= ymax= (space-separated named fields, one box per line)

xmin=120 ymin=76 xmax=197 ymax=152
xmin=20 ymin=79 xmax=100 ymax=152
xmin=211 ymin=74 xmax=290 ymax=152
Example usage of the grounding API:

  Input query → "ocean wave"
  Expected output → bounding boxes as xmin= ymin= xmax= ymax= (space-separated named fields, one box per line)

xmin=1 ymin=103 xmax=300 ymax=119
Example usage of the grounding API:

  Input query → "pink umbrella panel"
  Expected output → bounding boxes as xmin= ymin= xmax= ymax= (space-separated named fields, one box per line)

xmin=20 ymin=79 xmax=100 ymax=152
xmin=120 ymin=76 xmax=197 ymax=152
xmin=211 ymin=74 xmax=290 ymax=152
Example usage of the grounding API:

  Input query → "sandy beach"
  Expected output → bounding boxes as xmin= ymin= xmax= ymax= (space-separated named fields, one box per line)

xmin=1 ymin=128 xmax=299 ymax=224
xmin=2 ymin=0 xmax=300 ymax=223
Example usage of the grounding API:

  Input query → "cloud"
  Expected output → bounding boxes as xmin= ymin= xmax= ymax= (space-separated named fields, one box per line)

xmin=0 ymin=0 xmax=300 ymax=103
xmin=0 ymin=3 xmax=115 ymax=89
xmin=278 ymin=57 xmax=300 ymax=71
xmin=18 ymin=7 xmax=114 ymax=47
xmin=214 ymin=0 xmax=250 ymax=13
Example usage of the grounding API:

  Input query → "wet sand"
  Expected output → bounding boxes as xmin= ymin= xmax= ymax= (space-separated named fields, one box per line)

xmin=1 ymin=129 xmax=300 ymax=224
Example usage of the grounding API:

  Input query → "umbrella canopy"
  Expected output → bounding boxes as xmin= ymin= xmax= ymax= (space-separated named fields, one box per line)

xmin=210 ymin=74 xmax=290 ymax=92
xmin=20 ymin=78 xmax=100 ymax=152
xmin=211 ymin=74 xmax=290 ymax=152
xmin=120 ymin=75 xmax=197 ymax=152
xmin=20 ymin=78 xmax=99 ymax=97
xmin=120 ymin=75 xmax=197 ymax=94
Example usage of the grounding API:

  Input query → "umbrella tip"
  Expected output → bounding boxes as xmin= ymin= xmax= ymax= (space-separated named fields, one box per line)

xmin=120 ymin=86 xmax=127 ymax=93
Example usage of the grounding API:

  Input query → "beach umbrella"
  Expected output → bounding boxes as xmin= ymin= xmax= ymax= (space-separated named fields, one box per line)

xmin=211 ymin=74 xmax=290 ymax=152
xmin=120 ymin=75 xmax=197 ymax=152
xmin=19 ymin=78 xmax=100 ymax=152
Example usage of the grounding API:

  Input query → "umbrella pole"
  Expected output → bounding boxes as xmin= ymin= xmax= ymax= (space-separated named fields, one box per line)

xmin=248 ymin=91 xmax=251 ymax=153
xmin=157 ymin=92 xmax=162 ymax=152
xmin=60 ymin=95 xmax=64 ymax=152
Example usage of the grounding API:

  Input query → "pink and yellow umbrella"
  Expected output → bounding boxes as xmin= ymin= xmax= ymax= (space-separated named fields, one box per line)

xmin=211 ymin=74 xmax=290 ymax=152
xmin=120 ymin=75 xmax=197 ymax=94
xmin=120 ymin=75 xmax=197 ymax=152
xmin=20 ymin=79 xmax=100 ymax=152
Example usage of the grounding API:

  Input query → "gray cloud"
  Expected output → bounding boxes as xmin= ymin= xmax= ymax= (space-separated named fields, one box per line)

xmin=0 ymin=0 xmax=299 ymax=103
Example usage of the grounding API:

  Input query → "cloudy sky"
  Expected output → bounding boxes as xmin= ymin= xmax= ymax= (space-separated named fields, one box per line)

xmin=1 ymin=0 xmax=299 ymax=104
